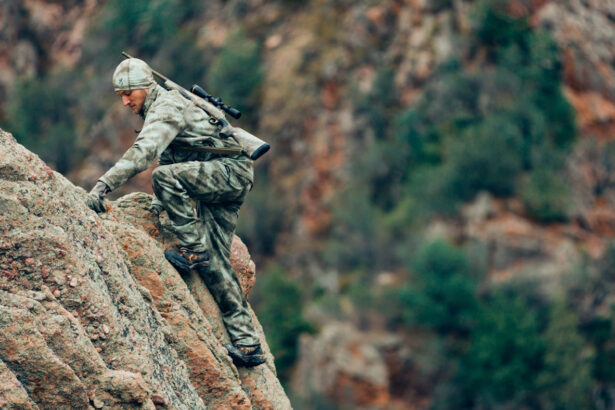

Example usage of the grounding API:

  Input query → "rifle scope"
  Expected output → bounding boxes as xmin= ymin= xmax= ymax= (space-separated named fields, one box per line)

xmin=191 ymin=85 xmax=242 ymax=119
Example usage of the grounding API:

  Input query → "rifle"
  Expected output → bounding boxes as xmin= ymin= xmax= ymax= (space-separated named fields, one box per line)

xmin=121 ymin=51 xmax=270 ymax=160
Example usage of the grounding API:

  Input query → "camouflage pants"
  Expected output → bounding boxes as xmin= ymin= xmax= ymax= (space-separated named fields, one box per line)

xmin=152 ymin=158 xmax=259 ymax=347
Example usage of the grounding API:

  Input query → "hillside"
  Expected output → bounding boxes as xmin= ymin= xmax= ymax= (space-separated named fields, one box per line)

xmin=2 ymin=0 xmax=615 ymax=408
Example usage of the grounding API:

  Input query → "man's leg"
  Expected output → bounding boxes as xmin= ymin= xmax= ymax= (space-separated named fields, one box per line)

xmin=152 ymin=164 xmax=207 ymax=252
xmin=152 ymin=160 xmax=247 ymax=251
xmin=197 ymin=202 xmax=260 ymax=347
xmin=152 ymin=160 xmax=263 ymax=365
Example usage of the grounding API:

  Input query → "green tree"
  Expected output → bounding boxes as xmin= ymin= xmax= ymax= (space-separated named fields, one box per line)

xmin=253 ymin=265 xmax=314 ymax=384
xmin=152 ymin=28 xmax=211 ymax=89
xmin=97 ymin=0 xmax=200 ymax=58
xmin=386 ymin=0 xmax=576 ymax=216
xmin=4 ymin=71 xmax=81 ymax=173
xmin=399 ymin=240 xmax=478 ymax=335
xmin=567 ymin=244 xmax=615 ymax=389
xmin=237 ymin=173 xmax=286 ymax=257
xmin=325 ymin=184 xmax=394 ymax=272
xmin=206 ymin=30 xmax=263 ymax=125
xmin=536 ymin=299 xmax=593 ymax=409
xmin=460 ymin=289 xmax=545 ymax=407
xmin=472 ymin=0 xmax=531 ymax=61
xmin=354 ymin=66 xmax=397 ymax=142
xmin=520 ymin=165 xmax=570 ymax=223
xmin=445 ymin=115 xmax=525 ymax=201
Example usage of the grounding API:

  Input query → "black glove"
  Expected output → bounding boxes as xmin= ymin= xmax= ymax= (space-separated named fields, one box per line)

xmin=86 ymin=181 xmax=110 ymax=213
xmin=150 ymin=202 xmax=164 ymax=217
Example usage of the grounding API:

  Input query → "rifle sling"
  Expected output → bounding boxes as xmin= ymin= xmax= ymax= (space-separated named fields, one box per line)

xmin=172 ymin=143 xmax=243 ymax=156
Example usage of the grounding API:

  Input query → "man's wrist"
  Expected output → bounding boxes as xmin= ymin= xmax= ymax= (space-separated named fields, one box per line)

xmin=92 ymin=180 xmax=111 ymax=198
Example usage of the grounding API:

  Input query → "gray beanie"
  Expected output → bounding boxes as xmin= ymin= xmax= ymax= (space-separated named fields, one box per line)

xmin=112 ymin=58 xmax=155 ymax=91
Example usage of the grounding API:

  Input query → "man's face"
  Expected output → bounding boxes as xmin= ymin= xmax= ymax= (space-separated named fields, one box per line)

xmin=116 ymin=89 xmax=148 ymax=114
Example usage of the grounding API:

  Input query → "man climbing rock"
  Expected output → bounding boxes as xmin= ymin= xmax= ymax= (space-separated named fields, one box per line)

xmin=85 ymin=57 xmax=265 ymax=367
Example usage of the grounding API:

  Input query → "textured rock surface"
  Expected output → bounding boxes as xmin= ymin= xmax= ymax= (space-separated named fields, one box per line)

xmin=461 ymin=193 xmax=582 ymax=283
xmin=292 ymin=322 xmax=390 ymax=409
xmin=0 ymin=128 xmax=290 ymax=409
xmin=0 ymin=0 xmax=102 ymax=96
xmin=536 ymin=0 xmax=615 ymax=139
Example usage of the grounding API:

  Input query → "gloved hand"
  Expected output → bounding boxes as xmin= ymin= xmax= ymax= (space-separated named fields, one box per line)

xmin=150 ymin=202 xmax=164 ymax=217
xmin=85 ymin=181 xmax=110 ymax=213
xmin=150 ymin=198 xmax=164 ymax=217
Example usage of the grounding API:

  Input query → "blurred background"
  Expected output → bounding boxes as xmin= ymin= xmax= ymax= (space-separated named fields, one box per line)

xmin=2 ymin=0 xmax=615 ymax=408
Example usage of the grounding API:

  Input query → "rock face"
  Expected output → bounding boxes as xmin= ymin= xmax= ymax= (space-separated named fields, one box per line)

xmin=0 ymin=0 xmax=102 ymax=98
xmin=292 ymin=323 xmax=390 ymax=409
xmin=0 ymin=128 xmax=290 ymax=409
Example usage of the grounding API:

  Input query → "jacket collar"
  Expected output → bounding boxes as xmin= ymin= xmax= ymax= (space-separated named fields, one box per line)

xmin=140 ymin=84 xmax=162 ymax=118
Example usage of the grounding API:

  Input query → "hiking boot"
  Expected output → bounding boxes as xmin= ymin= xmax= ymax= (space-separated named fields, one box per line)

xmin=224 ymin=344 xmax=266 ymax=367
xmin=164 ymin=249 xmax=210 ymax=275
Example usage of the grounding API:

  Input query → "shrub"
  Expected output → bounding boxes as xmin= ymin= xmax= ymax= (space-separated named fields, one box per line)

xmin=236 ymin=173 xmax=285 ymax=258
xmin=520 ymin=167 xmax=570 ymax=223
xmin=426 ymin=0 xmax=455 ymax=12
xmin=354 ymin=66 xmax=397 ymax=141
xmin=325 ymin=184 xmax=393 ymax=271
xmin=399 ymin=240 xmax=477 ymax=335
xmin=445 ymin=115 xmax=525 ymax=201
xmin=97 ymin=0 xmax=191 ymax=58
xmin=536 ymin=300 xmax=593 ymax=409
xmin=472 ymin=0 xmax=531 ymax=61
xmin=390 ymin=16 xmax=575 ymax=221
xmin=252 ymin=265 xmax=314 ymax=384
xmin=460 ymin=289 xmax=545 ymax=406
xmin=206 ymin=30 xmax=263 ymax=125
xmin=152 ymin=28 xmax=211 ymax=89
xmin=588 ymin=318 xmax=615 ymax=385
xmin=355 ymin=139 xmax=409 ymax=211
xmin=568 ymin=244 xmax=615 ymax=386
xmin=4 ymin=71 xmax=82 ymax=173
xmin=394 ymin=108 xmax=441 ymax=166
xmin=404 ymin=114 xmax=525 ymax=215
xmin=445 ymin=279 xmax=594 ymax=408
xmin=525 ymin=33 xmax=577 ymax=149
xmin=393 ymin=68 xmax=483 ymax=167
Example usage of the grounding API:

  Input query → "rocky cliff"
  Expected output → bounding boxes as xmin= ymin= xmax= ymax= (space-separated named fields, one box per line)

xmin=0 ymin=127 xmax=290 ymax=409
xmin=4 ymin=0 xmax=615 ymax=269
xmin=4 ymin=0 xmax=615 ymax=408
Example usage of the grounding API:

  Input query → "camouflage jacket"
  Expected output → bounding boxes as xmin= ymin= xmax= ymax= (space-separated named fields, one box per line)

xmin=99 ymin=85 xmax=251 ymax=192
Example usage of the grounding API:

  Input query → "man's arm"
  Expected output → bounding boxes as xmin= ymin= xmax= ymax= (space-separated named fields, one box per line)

xmin=99 ymin=96 xmax=185 ymax=192
xmin=150 ymin=153 xmax=173 ymax=216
